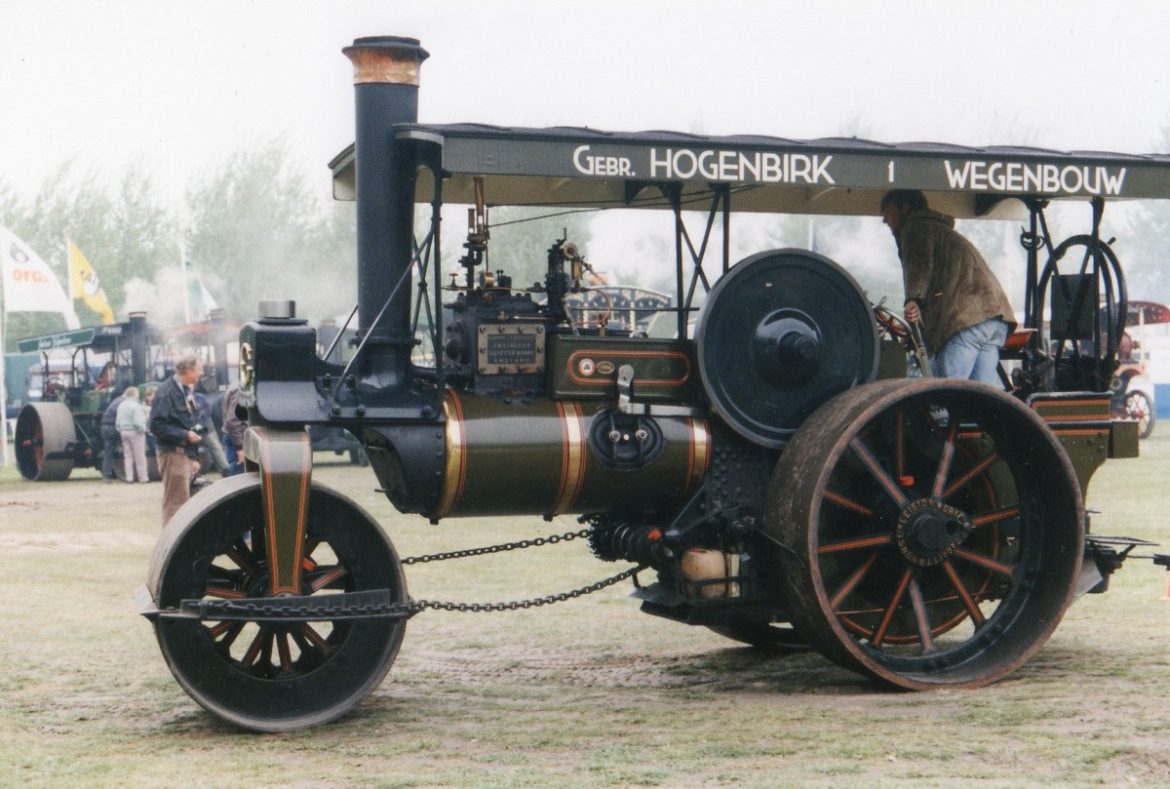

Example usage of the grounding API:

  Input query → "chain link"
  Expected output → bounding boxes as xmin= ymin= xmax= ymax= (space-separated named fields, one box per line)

xmin=396 ymin=526 xmax=638 ymax=614
xmin=401 ymin=527 xmax=590 ymax=564
xmin=411 ymin=565 xmax=642 ymax=614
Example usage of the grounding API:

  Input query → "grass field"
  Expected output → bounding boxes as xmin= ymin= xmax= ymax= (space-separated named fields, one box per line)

xmin=2 ymin=435 xmax=1169 ymax=787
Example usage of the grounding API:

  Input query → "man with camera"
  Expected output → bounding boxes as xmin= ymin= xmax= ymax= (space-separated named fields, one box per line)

xmin=149 ymin=354 xmax=206 ymax=526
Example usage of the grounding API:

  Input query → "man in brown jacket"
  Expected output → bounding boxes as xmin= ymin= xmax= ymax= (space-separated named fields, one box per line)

xmin=881 ymin=189 xmax=1016 ymax=384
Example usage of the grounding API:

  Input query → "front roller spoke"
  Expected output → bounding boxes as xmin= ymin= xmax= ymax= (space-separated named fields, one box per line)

xmin=240 ymin=627 xmax=271 ymax=669
xmin=308 ymin=565 xmax=350 ymax=592
xmin=276 ymin=633 xmax=294 ymax=674
xmin=210 ymin=620 xmax=244 ymax=648
xmin=292 ymin=623 xmax=334 ymax=657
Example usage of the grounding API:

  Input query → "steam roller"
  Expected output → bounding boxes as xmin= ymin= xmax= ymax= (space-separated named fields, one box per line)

xmin=138 ymin=33 xmax=1134 ymax=731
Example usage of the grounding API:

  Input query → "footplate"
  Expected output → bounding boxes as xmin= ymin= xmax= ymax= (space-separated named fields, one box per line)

xmin=144 ymin=588 xmax=418 ymax=623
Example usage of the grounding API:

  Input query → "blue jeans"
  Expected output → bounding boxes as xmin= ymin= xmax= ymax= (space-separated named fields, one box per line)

xmin=932 ymin=318 xmax=1009 ymax=385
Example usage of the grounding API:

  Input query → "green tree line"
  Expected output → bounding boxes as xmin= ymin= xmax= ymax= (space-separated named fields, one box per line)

xmin=0 ymin=141 xmax=360 ymax=351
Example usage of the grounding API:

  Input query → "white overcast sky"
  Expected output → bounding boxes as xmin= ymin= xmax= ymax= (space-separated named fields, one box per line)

xmin=2 ymin=0 xmax=1169 ymax=205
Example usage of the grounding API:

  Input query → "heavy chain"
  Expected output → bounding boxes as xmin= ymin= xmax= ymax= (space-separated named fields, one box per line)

xmin=399 ymin=526 xmax=640 ymax=614
xmin=401 ymin=527 xmax=590 ymax=564
xmin=411 ymin=565 xmax=642 ymax=614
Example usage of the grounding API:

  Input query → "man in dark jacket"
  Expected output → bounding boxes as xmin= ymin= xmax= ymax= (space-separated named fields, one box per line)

xmin=149 ymin=354 xmax=205 ymax=525
xmin=99 ymin=392 xmax=126 ymax=481
xmin=881 ymin=189 xmax=1016 ymax=384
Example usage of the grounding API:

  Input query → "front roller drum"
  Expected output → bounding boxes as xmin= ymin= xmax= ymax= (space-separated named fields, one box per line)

xmin=14 ymin=402 xmax=77 ymax=481
xmin=147 ymin=474 xmax=408 ymax=731
xmin=767 ymin=378 xmax=1084 ymax=689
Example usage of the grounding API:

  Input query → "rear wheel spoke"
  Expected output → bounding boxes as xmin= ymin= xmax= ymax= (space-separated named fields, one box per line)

xmin=818 ymin=534 xmax=892 ymax=555
xmin=952 ymin=546 xmax=1014 ymax=576
xmin=931 ymin=421 xmax=959 ymax=499
xmin=823 ymin=490 xmax=875 ymax=517
xmin=830 ymin=553 xmax=879 ymax=610
xmin=972 ymin=506 xmax=1020 ymax=527
xmin=906 ymin=577 xmax=935 ymax=654
xmin=849 ymin=436 xmax=907 ymax=507
xmin=872 ymin=568 xmax=913 ymax=647
xmin=941 ymin=559 xmax=986 ymax=627
xmin=942 ymin=453 xmax=998 ymax=501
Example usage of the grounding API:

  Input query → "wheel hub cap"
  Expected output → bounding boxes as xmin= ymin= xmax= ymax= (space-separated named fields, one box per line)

xmin=896 ymin=499 xmax=972 ymax=566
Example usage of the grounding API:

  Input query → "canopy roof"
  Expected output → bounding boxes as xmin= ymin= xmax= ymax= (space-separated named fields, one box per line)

xmin=16 ymin=321 xmax=161 ymax=355
xmin=330 ymin=123 xmax=1170 ymax=219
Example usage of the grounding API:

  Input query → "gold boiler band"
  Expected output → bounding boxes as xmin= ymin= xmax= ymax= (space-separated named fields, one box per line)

xmin=434 ymin=392 xmax=467 ymax=519
xmin=552 ymin=402 xmax=587 ymax=516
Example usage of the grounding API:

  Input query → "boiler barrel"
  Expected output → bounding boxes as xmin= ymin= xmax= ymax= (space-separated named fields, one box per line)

xmin=431 ymin=391 xmax=710 ymax=519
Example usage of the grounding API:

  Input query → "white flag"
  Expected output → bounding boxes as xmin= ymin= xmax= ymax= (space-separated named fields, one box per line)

xmin=0 ymin=226 xmax=80 ymax=329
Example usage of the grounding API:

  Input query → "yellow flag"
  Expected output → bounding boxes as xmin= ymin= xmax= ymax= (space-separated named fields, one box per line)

xmin=67 ymin=238 xmax=115 ymax=324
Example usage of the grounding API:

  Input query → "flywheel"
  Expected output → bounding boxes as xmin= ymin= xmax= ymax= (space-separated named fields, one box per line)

xmin=696 ymin=249 xmax=878 ymax=448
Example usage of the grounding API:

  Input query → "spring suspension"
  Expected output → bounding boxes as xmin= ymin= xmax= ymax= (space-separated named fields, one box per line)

xmin=587 ymin=519 xmax=663 ymax=566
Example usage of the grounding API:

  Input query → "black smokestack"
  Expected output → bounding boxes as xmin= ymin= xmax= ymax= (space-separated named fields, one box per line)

xmin=342 ymin=36 xmax=429 ymax=391
xmin=128 ymin=312 xmax=148 ymax=384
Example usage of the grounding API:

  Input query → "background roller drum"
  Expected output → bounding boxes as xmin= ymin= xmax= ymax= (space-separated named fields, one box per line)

xmin=766 ymin=378 xmax=1084 ymax=689
xmin=696 ymin=249 xmax=879 ymax=448
xmin=148 ymin=475 xmax=409 ymax=732
xmin=14 ymin=402 xmax=77 ymax=481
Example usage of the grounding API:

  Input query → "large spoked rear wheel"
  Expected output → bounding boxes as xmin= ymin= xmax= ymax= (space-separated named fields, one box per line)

xmin=767 ymin=378 xmax=1083 ymax=689
xmin=149 ymin=474 xmax=408 ymax=731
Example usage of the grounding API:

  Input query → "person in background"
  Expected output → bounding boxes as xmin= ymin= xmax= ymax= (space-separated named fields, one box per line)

xmin=143 ymin=385 xmax=159 ymax=459
xmin=880 ymin=189 xmax=1016 ymax=384
xmin=99 ymin=389 xmax=126 ymax=482
xmin=149 ymin=355 xmax=204 ymax=525
xmin=115 ymin=386 xmax=150 ymax=483
xmin=222 ymin=382 xmax=247 ymax=475
xmin=193 ymin=391 xmax=231 ymax=476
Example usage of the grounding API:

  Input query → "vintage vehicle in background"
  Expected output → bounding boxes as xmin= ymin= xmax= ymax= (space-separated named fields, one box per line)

xmin=140 ymin=36 xmax=1170 ymax=731
xmin=1109 ymin=300 xmax=1170 ymax=439
xmin=1112 ymin=352 xmax=1155 ymax=440
xmin=14 ymin=313 xmax=162 ymax=481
